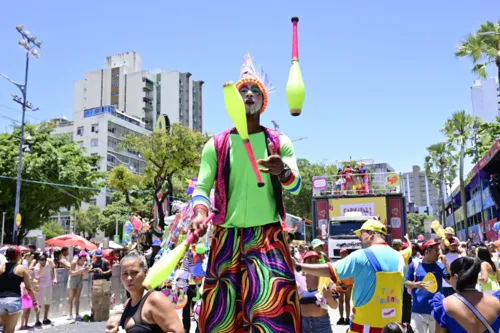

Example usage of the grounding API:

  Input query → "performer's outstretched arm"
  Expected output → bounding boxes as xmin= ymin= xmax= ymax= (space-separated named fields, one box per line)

xmin=279 ymin=134 xmax=302 ymax=195
xmin=192 ymin=138 xmax=217 ymax=210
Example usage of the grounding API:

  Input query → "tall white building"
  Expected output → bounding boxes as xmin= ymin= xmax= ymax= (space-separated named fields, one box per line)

xmin=49 ymin=52 xmax=204 ymax=236
xmin=73 ymin=52 xmax=204 ymax=132
xmin=49 ymin=108 xmax=150 ymax=235
xmin=401 ymin=165 xmax=440 ymax=217
xmin=471 ymin=78 xmax=500 ymax=123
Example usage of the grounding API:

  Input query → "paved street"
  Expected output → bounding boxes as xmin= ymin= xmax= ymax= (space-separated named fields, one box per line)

xmin=29 ymin=307 xmax=349 ymax=333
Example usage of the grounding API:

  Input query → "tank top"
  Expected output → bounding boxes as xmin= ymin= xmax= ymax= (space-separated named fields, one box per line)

xmin=0 ymin=263 xmax=23 ymax=298
xmin=119 ymin=291 xmax=162 ymax=333
xmin=69 ymin=262 xmax=86 ymax=283
xmin=482 ymin=273 xmax=500 ymax=292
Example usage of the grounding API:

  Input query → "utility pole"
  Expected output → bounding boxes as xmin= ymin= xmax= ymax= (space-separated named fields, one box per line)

xmin=1 ymin=25 xmax=42 ymax=244
xmin=115 ymin=215 xmax=118 ymax=238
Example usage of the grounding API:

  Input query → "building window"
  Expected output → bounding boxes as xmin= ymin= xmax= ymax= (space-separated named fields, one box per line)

xmin=77 ymin=127 xmax=84 ymax=136
xmin=91 ymin=153 xmax=98 ymax=157
xmin=91 ymin=138 xmax=98 ymax=147
xmin=77 ymin=141 xmax=83 ymax=148
xmin=91 ymin=123 xmax=99 ymax=133
xmin=89 ymin=199 xmax=97 ymax=206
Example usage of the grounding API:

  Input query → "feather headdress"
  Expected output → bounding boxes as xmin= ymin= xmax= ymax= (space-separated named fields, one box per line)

xmin=236 ymin=53 xmax=274 ymax=114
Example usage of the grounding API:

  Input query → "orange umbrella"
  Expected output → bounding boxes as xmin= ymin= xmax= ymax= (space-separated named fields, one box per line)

xmin=46 ymin=234 xmax=97 ymax=251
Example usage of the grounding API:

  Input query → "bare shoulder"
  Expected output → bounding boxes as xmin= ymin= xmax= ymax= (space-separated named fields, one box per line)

xmin=442 ymin=295 xmax=461 ymax=315
xmin=148 ymin=291 xmax=168 ymax=306
xmin=484 ymin=293 xmax=500 ymax=310
xmin=13 ymin=264 xmax=27 ymax=276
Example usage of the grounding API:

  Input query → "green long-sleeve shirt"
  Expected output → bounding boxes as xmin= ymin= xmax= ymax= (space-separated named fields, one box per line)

xmin=192 ymin=131 xmax=301 ymax=228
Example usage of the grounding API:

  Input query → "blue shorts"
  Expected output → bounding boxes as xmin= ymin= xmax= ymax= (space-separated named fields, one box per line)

xmin=302 ymin=313 xmax=333 ymax=333
xmin=0 ymin=297 xmax=22 ymax=315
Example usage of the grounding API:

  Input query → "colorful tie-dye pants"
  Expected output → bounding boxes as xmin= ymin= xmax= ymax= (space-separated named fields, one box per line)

xmin=198 ymin=222 xmax=301 ymax=333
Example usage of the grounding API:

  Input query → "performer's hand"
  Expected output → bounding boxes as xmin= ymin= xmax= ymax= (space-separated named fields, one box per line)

xmin=191 ymin=210 xmax=208 ymax=237
xmin=257 ymin=143 xmax=284 ymax=175
xmin=223 ymin=81 xmax=234 ymax=87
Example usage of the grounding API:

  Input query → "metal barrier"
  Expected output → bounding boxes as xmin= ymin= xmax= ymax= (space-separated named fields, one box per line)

xmin=28 ymin=265 xmax=127 ymax=321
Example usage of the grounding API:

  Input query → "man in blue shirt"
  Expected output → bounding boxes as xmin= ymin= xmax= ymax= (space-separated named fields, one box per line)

xmin=297 ymin=219 xmax=406 ymax=332
xmin=404 ymin=240 xmax=450 ymax=333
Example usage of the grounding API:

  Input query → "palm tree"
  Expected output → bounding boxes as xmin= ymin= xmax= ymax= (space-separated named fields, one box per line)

xmin=425 ymin=143 xmax=454 ymax=224
xmin=455 ymin=20 xmax=500 ymax=84
xmin=442 ymin=110 xmax=476 ymax=230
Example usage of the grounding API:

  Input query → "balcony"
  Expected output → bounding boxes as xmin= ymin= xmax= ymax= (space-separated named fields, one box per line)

xmin=143 ymin=101 xmax=153 ymax=111
xmin=143 ymin=92 xmax=153 ymax=102
xmin=312 ymin=171 xmax=403 ymax=197
xmin=143 ymin=78 xmax=154 ymax=91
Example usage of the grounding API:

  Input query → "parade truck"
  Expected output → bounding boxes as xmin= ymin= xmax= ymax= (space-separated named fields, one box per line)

xmin=311 ymin=168 xmax=407 ymax=260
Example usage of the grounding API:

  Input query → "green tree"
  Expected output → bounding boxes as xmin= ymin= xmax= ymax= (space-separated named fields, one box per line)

xmin=283 ymin=158 xmax=338 ymax=219
xmin=407 ymin=213 xmax=432 ymax=239
xmin=122 ymin=124 xmax=208 ymax=231
xmin=455 ymin=20 xmax=500 ymax=85
xmin=0 ymin=122 xmax=102 ymax=243
xmin=100 ymin=189 xmax=153 ymax=237
xmin=40 ymin=220 xmax=66 ymax=240
xmin=101 ymin=192 xmax=130 ymax=237
xmin=424 ymin=142 xmax=455 ymax=224
xmin=467 ymin=116 xmax=500 ymax=163
xmin=442 ymin=111 xmax=478 ymax=228
xmin=107 ymin=165 xmax=142 ymax=205
xmin=74 ymin=205 xmax=102 ymax=239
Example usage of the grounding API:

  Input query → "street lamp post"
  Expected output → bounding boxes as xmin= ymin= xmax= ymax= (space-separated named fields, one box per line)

xmin=0 ymin=25 xmax=42 ymax=244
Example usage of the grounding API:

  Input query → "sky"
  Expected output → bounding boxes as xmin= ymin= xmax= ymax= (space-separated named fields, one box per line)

xmin=0 ymin=0 xmax=499 ymax=175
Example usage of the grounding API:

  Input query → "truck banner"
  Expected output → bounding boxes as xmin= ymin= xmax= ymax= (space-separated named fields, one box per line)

xmin=329 ymin=197 xmax=388 ymax=224
xmin=339 ymin=203 xmax=375 ymax=216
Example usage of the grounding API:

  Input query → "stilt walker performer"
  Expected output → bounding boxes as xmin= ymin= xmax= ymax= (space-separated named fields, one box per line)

xmin=191 ymin=53 xmax=302 ymax=333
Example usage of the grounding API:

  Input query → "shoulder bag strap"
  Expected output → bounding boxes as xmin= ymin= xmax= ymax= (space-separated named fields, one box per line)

xmin=453 ymin=293 xmax=495 ymax=333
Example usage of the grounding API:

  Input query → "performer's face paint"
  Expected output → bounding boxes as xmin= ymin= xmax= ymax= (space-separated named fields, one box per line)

xmin=239 ymin=84 xmax=263 ymax=115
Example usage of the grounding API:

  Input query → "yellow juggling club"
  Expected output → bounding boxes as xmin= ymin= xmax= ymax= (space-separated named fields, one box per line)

xmin=143 ymin=210 xmax=217 ymax=290
xmin=223 ymin=82 xmax=264 ymax=187
xmin=286 ymin=17 xmax=305 ymax=117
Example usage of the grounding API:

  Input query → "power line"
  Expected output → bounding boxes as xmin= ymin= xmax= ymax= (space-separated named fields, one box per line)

xmin=0 ymin=175 xmax=102 ymax=190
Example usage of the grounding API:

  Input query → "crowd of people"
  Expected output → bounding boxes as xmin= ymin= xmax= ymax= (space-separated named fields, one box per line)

xmin=292 ymin=225 xmax=500 ymax=333
xmin=0 ymin=244 xmax=124 ymax=333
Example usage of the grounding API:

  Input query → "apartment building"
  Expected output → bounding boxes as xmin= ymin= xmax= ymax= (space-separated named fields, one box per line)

xmin=401 ymin=165 xmax=440 ymax=217
xmin=471 ymin=77 xmax=500 ymax=123
xmin=73 ymin=52 xmax=204 ymax=132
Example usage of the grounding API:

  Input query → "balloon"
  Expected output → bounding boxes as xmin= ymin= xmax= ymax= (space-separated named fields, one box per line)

xmin=131 ymin=216 xmax=142 ymax=231
xmin=494 ymin=222 xmax=500 ymax=232
xmin=196 ymin=243 xmax=206 ymax=254
xmin=193 ymin=300 xmax=202 ymax=322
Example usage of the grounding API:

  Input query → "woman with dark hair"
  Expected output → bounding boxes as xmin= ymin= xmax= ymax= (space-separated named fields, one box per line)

xmin=106 ymin=253 xmax=183 ymax=333
xmin=0 ymin=246 xmax=40 ymax=333
xmin=430 ymin=256 xmax=500 ymax=332
xmin=383 ymin=322 xmax=414 ymax=333
xmin=477 ymin=246 xmax=500 ymax=294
